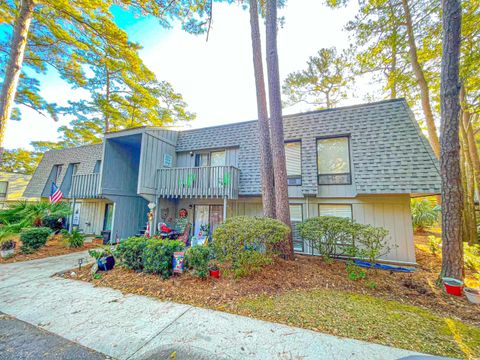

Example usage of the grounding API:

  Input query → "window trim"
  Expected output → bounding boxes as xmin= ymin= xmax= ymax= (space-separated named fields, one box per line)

xmin=316 ymin=135 xmax=352 ymax=185
xmin=53 ymin=164 xmax=63 ymax=184
xmin=318 ymin=203 xmax=353 ymax=219
xmin=0 ymin=181 xmax=8 ymax=198
xmin=285 ymin=139 xmax=302 ymax=186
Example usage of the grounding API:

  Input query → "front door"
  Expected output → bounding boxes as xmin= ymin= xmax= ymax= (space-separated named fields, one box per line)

xmin=193 ymin=205 xmax=224 ymax=242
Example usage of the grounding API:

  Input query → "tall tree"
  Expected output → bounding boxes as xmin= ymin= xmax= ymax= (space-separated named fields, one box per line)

xmin=0 ymin=148 xmax=41 ymax=174
xmin=440 ymin=0 xmax=463 ymax=279
xmin=265 ymin=0 xmax=294 ymax=259
xmin=249 ymin=0 xmax=276 ymax=218
xmin=0 ymin=0 xmax=34 ymax=160
xmin=282 ymin=48 xmax=351 ymax=109
xmin=401 ymin=0 xmax=440 ymax=158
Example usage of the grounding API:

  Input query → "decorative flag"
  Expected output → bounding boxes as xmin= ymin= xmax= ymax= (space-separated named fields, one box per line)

xmin=49 ymin=182 xmax=63 ymax=203
xmin=145 ymin=221 xmax=150 ymax=238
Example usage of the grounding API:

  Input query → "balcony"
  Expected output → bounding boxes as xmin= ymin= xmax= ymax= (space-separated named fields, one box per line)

xmin=69 ymin=173 xmax=101 ymax=199
xmin=156 ymin=166 xmax=240 ymax=199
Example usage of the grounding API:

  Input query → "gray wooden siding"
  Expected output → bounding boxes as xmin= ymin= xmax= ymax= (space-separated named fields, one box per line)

xmin=138 ymin=131 xmax=177 ymax=197
xmin=100 ymin=135 xmax=141 ymax=197
xmin=110 ymin=195 xmax=149 ymax=240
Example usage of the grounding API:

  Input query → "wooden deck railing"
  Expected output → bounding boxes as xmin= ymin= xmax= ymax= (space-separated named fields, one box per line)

xmin=69 ymin=173 xmax=101 ymax=199
xmin=156 ymin=166 xmax=240 ymax=199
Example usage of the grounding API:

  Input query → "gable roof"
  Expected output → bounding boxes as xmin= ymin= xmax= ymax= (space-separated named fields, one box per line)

xmin=176 ymin=99 xmax=441 ymax=195
xmin=23 ymin=144 xmax=103 ymax=198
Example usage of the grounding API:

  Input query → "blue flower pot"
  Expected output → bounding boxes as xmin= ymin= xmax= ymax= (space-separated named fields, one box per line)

xmin=97 ymin=255 xmax=115 ymax=271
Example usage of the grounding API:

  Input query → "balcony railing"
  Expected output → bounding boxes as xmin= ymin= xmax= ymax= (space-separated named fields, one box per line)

xmin=156 ymin=166 xmax=240 ymax=199
xmin=69 ymin=173 xmax=101 ymax=199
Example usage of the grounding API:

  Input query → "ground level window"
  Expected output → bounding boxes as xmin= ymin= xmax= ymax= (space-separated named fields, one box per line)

xmin=289 ymin=204 xmax=304 ymax=252
xmin=318 ymin=204 xmax=352 ymax=219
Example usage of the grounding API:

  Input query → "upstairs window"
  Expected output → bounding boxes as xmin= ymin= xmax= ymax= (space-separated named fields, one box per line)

xmin=285 ymin=141 xmax=301 ymax=186
xmin=71 ymin=163 xmax=79 ymax=176
xmin=53 ymin=165 xmax=63 ymax=184
xmin=0 ymin=181 xmax=8 ymax=198
xmin=317 ymin=137 xmax=351 ymax=185
xmin=210 ymin=150 xmax=226 ymax=167
xmin=93 ymin=160 xmax=102 ymax=173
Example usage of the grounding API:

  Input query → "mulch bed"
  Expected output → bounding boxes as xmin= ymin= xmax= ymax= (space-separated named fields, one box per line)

xmin=0 ymin=235 xmax=96 ymax=264
xmin=63 ymin=233 xmax=480 ymax=327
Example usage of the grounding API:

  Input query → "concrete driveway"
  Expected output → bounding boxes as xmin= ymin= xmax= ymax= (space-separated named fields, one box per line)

xmin=0 ymin=252 xmax=443 ymax=360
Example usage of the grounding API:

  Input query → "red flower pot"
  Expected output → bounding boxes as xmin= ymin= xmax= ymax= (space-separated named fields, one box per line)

xmin=209 ymin=269 xmax=220 ymax=279
xmin=443 ymin=278 xmax=464 ymax=296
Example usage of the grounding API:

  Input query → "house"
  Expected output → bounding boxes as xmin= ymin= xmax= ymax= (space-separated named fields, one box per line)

xmin=0 ymin=172 xmax=34 ymax=209
xmin=24 ymin=99 xmax=441 ymax=264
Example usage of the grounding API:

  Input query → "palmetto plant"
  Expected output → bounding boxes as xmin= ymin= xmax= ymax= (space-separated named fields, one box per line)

xmin=0 ymin=201 xmax=71 ymax=240
xmin=411 ymin=199 xmax=440 ymax=231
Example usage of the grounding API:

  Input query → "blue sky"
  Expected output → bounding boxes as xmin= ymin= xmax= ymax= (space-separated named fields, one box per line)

xmin=5 ymin=0 xmax=370 ymax=150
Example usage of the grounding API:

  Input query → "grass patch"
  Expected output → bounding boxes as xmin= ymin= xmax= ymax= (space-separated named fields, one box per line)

xmin=232 ymin=289 xmax=480 ymax=359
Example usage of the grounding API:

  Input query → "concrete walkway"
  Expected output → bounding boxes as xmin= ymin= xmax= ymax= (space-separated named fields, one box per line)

xmin=0 ymin=252 xmax=440 ymax=360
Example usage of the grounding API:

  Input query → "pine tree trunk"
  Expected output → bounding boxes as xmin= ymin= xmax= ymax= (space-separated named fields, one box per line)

xmin=249 ymin=0 xmax=276 ymax=218
xmin=402 ymin=0 xmax=440 ymax=158
xmin=265 ymin=0 xmax=294 ymax=259
xmin=0 ymin=0 xmax=35 ymax=162
xmin=440 ymin=0 xmax=464 ymax=280
xmin=464 ymin=113 xmax=480 ymax=205
xmin=460 ymin=124 xmax=477 ymax=245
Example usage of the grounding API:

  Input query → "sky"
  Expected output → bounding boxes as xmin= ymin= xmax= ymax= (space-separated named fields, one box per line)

xmin=4 ymin=0 xmax=366 ymax=150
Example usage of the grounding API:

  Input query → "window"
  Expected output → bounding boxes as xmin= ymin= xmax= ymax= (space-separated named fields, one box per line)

xmin=319 ymin=204 xmax=352 ymax=219
xmin=210 ymin=150 xmax=226 ymax=167
xmin=317 ymin=137 xmax=351 ymax=185
xmin=194 ymin=153 xmax=209 ymax=167
xmin=0 ymin=181 xmax=8 ymax=198
xmin=289 ymin=204 xmax=304 ymax=252
xmin=285 ymin=141 xmax=301 ymax=185
xmin=71 ymin=163 xmax=79 ymax=176
xmin=93 ymin=160 xmax=102 ymax=173
xmin=53 ymin=165 xmax=63 ymax=184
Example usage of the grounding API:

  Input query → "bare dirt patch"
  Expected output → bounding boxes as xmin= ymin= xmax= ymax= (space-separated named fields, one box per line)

xmin=0 ymin=235 xmax=96 ymax=264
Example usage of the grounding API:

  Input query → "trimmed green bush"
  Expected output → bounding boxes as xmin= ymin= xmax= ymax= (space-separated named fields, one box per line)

xmin=116 ymin=237 xmax=149 ymax=271
xmin=42 ymin=215 xmax=65 ymax=233
xmin=298 ymin=216 xmax=391 ymax=264
xmin=212 ymin=216 xmax=289 ymax=277
xmin=185 ymin=245 xmax=213 ymax=278
xmin=143 ymin=239 xmax=185 ymax=278
xmin=20 ymin=227 xmax=52 ymax=253
xmin=61 ymin=229 xmax=85 ymax=248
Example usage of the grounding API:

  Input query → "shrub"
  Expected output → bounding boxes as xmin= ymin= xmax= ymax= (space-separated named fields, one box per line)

xmin=345 ymin=261 xmax=366 ymax=281
xmin=297 ymin=216 xmax=359 ymax=259
xmin=428 ymin=235 xmax=441 ymax=256
xmin=185 ymin=245 xmax=213 ymax=278
xmin=20 ymin=227 xmax=51 ymax=253
xmin=88 ymin=245 xmax=114 ymax=259
xmin=143 ymin=239 xmax=185 ymax=278
xmin=411 ymin=198 xmax=440 ymax=231
xmin=353 ymin=225 xmax=390 ymax=264
xmin=61 ymin=229 xmax=85 ymax=248
xmin=116 ymin=237 xmax=149 ymax=271
xmin=42 ymin=215 xmax=66 ymax=233
xmin=212 ymin=216 xmax=289 ymax=277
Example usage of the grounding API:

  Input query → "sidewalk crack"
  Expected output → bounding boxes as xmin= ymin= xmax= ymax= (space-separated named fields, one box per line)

xmin=125 ymin=306 xmax=192 ymax=360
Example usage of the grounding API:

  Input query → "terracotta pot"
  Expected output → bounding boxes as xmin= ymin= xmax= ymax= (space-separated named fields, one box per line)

xmin=209 ymin=269 xmax=220 ymax=278
xmin=92 ymin=238 xmax=104 ymax=245
xmin=464 ymin=287 xmax=480 ymax=304
xmin=443 ymin=277 xmax=464 ymax=297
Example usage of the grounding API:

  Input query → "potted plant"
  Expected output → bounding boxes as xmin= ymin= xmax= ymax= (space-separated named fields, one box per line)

xmin=0 ymin=240 xmax=16 ymax=258
xmin=464 ymin=287 xmax=480 ymax=304
xmin=88 ymin=246 xmax=115 ymax=271
xmin=209 ymin=260 xmax=220 ymax=279
xmin=442 ymin=277 xmax=464 ymax=296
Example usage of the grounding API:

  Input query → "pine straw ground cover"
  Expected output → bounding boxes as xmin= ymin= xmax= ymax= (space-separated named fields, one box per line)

xmin=0 ymin=235 xmax=96 ymax=263
xmin=64 ymin=233 xmax=480 ymax=358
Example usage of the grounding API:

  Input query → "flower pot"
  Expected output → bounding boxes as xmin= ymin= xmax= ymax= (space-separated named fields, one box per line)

xmin=209 ymin=269 xmax=220 ymax=279
xmin=92 ymin=238 xmax=103 ymax=246
xmin=464 ymin=287 xmax=480 ymax=304
xmin=97 ymin=255 xmax=115 ymax=271
xmin=0 ymin=249 xmax=14 ymax=258
xmin=443 ymin=277 xmax=464 ymax=296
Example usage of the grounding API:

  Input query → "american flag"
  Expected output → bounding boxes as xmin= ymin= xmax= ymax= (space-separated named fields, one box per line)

xmin=49 ymin=182 xmax=63 ymax=203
